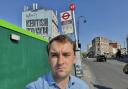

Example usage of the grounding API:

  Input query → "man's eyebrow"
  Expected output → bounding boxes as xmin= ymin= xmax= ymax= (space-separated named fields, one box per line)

xmin=50 ymin=51 xmax=59 ymax=54
xmin=50 ymin=51 xmax=71 ymax=54
xmin=63 ymin=52 xmax=71 ymax=54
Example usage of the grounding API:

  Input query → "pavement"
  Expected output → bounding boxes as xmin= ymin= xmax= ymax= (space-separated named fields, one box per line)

xmin=71 ymin=58 xmax=95 ymax=89
xmin=81 ymin=59 xmax=95 ymax=89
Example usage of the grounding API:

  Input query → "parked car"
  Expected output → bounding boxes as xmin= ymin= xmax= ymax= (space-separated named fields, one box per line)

xmin=123 ymin=63 xmax=128 ymax=74
xmin=97 ymin=55 xmax=107 ymax=62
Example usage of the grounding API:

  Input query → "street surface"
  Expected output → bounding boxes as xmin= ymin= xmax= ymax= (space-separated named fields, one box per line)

xmin=82 ymin=58 xmax=128 ymax=89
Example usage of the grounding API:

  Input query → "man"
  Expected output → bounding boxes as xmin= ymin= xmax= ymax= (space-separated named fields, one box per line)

xmin=26 ymin=35 xmax=89 ymax=89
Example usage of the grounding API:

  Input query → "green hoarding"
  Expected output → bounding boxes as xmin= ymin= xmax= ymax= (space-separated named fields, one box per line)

xmin=0 ymin=20 xmax=50 ymax=89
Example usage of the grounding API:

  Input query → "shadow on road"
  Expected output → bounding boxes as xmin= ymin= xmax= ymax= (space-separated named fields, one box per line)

xmin=93 ymin=84 xmax=112 ymax=89
xmin=116 ymin=58 xmax=128 ymax=63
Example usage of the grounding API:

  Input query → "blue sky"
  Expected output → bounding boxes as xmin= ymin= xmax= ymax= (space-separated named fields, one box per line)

xmin=0 ymin=0 xmax=128 ymax=51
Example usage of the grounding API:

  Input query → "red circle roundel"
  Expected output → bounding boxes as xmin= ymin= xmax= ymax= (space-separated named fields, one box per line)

xmin=70 ymin=3 xmax=76 ymax=11
xmin=62 ymin=12 xmax=70 ymax=20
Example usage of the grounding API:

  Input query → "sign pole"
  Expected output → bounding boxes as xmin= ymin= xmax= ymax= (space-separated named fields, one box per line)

xmin=70 ymin=3 xmax=82 ymax=77
xmin=72 ymin=11 xmax=78 ymax=49
xmin=70 ymin=3 xmax=78 ymax=50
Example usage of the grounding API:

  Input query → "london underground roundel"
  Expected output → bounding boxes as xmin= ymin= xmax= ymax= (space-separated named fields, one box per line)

xmin=62 ymin=12 xmax=70 ymax=20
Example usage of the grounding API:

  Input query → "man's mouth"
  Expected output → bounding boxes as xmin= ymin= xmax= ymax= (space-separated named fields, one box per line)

xmin=56 ymin=67 xmax=64 ymax=71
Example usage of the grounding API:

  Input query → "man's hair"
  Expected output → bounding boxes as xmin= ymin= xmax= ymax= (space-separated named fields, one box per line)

xmin=47 ymin=35 xmax=76 ymax=55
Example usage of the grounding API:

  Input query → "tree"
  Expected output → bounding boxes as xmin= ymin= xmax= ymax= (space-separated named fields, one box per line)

xmin=81 ymin=51 xmax=87 ymax=58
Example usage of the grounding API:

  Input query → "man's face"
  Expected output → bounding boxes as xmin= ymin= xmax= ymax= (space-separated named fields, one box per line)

xmin=48 ymin=41 xmax=76 ymax=79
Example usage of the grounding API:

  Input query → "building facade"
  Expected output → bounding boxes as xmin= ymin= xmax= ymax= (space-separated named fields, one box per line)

xmin=89 ymin=37 xmax=122 ymax=57
xmin=22 ymin=3 xmax=59 ymax=39
xmin=109 ymin=42 xmax=121 ymax=55
xmin=92 ymin=37 xmax=109 ymax=56
xmin=120 ymin=48 xmax=127 ymax=55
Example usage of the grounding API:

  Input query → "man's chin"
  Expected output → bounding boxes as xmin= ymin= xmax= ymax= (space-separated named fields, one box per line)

xmin=56 ymin=72 xmax=67 ymax=78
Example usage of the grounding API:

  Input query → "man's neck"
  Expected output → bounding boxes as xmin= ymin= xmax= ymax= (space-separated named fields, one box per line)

xmin=55 ymin=76 xmax=70 ymax=89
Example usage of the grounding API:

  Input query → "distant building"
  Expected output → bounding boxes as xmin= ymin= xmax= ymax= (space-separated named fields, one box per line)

xmin=22 ymin=3 xmax=59 ymax=39
xmin=109 ymin=42 xmax=121 ymax=49
xmin=92 ymin=37 xmax=109 ymax=56
xmin=120 ymin=48 xmax=127 ymax=55
xmin=89 ymin=36 xmax=122 ymax=57
xmin=109 ymin=42 xmax=121 ymax=55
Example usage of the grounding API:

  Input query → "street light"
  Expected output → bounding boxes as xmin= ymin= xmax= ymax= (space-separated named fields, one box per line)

xmin=77 ymin=16 xmax=87 ymax=49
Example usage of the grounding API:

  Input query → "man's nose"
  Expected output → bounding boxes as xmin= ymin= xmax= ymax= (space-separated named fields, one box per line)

xmin=57 ymin=55 xmax=64 ymax=65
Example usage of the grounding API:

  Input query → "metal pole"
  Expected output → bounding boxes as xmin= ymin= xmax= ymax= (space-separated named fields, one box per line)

xmin=71 ymin=10 xmax=79 ymax=50
xmin=77 ymin=19 xmax=80 ymax=43
xmin=71 ymin=10 xmax=79 ymax=77
xmin=71 ymin=10 xmax=82 ymax=71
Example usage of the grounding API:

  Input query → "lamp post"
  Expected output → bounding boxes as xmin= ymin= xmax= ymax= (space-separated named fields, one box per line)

xmin=77 ymin=16 xmax=86 ymax=49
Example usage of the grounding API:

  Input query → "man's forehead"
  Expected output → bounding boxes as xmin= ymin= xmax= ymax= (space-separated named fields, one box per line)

xmin=50 ymin=44 xmax=73 ymax=51
xmin=50 ymin=49 xmax=72 ymax=53
xmin=50 ymin=47 xmax=73 ymax=53
xmin=51 ymin=41 xmax=72 ymax=47
xmin=51 ymin=40 xmax=71 ymax=44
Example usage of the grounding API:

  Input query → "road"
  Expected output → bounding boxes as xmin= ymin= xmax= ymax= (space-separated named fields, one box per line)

xmin=82 ymin=58 xmax=128 ymax=89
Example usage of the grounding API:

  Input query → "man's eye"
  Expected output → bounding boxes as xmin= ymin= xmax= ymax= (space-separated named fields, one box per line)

xmin=51 ymin=54 xmax=58 ymax=57
xmin=64 ymin=54 xmax=71 ymax=57
xmin=52 ymin=54 xmax=56 ymax=56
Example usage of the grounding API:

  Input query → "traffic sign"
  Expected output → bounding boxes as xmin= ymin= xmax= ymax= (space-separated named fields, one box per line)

xmin=70 ymin=3 xmax=76 ymax=11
